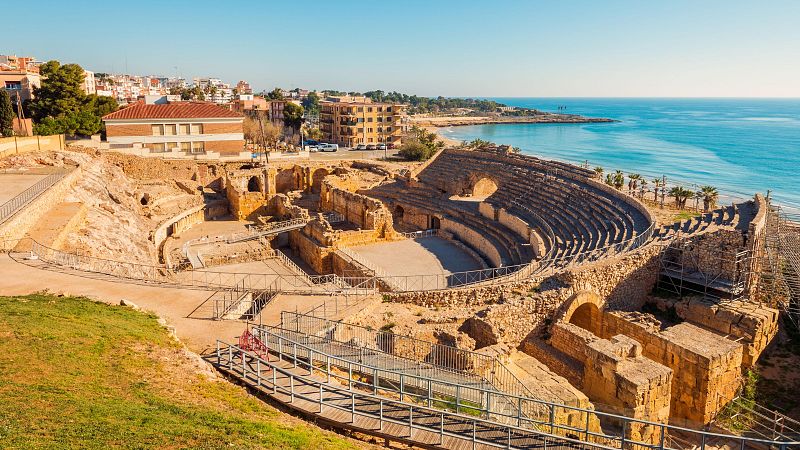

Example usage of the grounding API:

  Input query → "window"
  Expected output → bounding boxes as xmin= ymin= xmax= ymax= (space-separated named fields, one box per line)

xmin=368 ymin=128 xmax=373 ymax=133
xmin=378 ymin=106 xmax=383 ymax=112
xmin=190 ymin=123 xmax=203 ymax=134
xmin=387 ymin=127 xmax=392 ymax=132
xmin=367 ymin=117 xmax=373 ymax=122
xmin=166 ymin=142 xmax=178 ymax=151
xmin=378 ymin=127 xmax=383 ymax=132
xmin=165 ymin=124 xmax=177 ymax=135
xmin=387 ymin=107 xmax=392 ymax=112
xmin=377 ymin=117 xmax=383 ymax=122
xmin=357 ymin=128 xmax=364 ymax=133
xmin=150 ymin=143 xmax=166 ymax=152
xmin=192 ymin=141 xmax=205 ymax=154
xmin=4 ymin=82 xmax=21 ymax=90
xmin=179 ymin=124 xmax=190 ymax=135
xmin=357 ymin=107 xmax=363 ymax=113
xmin=151 ymin=124 xmax=164 ymax=136
xmin=180 ymin=142 xmax=191 ymax=152
xmin=367 ymin=107 xmax=373 ymax=112
xmin=368 ymin=137 xmax=373 ymax=143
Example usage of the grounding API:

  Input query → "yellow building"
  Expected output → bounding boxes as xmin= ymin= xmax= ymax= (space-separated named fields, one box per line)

xmin=320 ymin=96 xmax=408 ymax=147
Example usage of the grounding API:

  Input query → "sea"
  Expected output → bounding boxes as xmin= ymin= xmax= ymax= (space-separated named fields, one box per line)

xmin=439 ymin=98 xmax=800 ymax=210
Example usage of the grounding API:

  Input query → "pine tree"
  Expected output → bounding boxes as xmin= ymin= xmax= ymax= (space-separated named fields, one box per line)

xmin=0 ymin=90 xmax=13 ymax=137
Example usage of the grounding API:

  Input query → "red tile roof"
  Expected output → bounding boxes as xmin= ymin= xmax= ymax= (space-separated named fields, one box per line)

xmin=102 ymin=101 xmax=243 ymax=120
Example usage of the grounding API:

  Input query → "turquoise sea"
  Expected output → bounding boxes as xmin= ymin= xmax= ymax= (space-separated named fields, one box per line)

xmin=440 ymin=98 xmax=800 ymax=210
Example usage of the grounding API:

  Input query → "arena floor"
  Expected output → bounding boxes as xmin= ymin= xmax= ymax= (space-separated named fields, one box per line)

xmin=349 ymin=236 xmax=484 ymax=277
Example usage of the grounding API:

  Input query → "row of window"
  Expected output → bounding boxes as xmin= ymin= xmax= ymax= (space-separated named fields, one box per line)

xmin=151 ymin=123 xmax=204 ymax=136
xmin=146 ymin=141 xmax=205 ymax=153
xmin=354 ymin=127 xmax=393 ymax=133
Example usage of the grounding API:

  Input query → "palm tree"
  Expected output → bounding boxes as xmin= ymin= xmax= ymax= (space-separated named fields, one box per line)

xmin=594 ymin=166 xmax=604 ymax=178
xmin=652 ymin=178 xmax=662 ymax=202
xmin=605 ymin=173 xmax=614 ymax=186
xmin=669 ymin=186 xmax=693 ymax=209
xmin=628 ymin=173 xmax=641 ymax=193
xmin=613 ymin=170 xmax=625 ymax=190
xmin=639 ymin=179 xmax=648 ymax=199
xmin=693 ymin=190 xmax=703 ymax=211
xmin=699 ymin=185 xmax=719 ymax=212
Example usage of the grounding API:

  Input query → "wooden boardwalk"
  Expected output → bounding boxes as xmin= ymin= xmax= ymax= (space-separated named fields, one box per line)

xmin=213 ymin=342 xmax=592 ymax=450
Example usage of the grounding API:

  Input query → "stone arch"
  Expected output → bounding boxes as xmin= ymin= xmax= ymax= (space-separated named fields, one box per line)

xmin=393 ymin=205 xmax=405 ymax=224
xmin=430 ymin=216 xmax=441 ymax=230
xmin=310 ymin=168 xmax=330 ymax=194
xmin=558 ymin=291 xmax=604 ymax=336
xmin=470 ymin=176 xmax=498 ymax=197
xmin=247 ymin=176 xmax=260 ymax=193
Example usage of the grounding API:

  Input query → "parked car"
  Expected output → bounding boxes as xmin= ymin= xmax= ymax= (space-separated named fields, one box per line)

xmin=305 ymin=139 xmax=319 ymax=146
xmin=306 ymin=144 xmax=319 ymax=152
xmin=355 ymin=144 xmax=367 ymax=150
xmin=318 ymin=143 xmax=338 ymax=152
xmin=387 ymin=143 xmax=396 ymax=149
xmin=366 ymin=144 xmax=377 ymax=150
xmin=376 ymin=143 xmax=387 ymax=150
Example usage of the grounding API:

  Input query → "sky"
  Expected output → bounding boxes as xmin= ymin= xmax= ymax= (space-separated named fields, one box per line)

xmin=2 ymin=0 xmax=799 ymax=97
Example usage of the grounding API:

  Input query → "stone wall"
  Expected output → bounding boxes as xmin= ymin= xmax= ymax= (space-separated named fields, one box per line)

xmin=650 ymin=296 xmax=778 ymax=368
xmin=0 ymin=135 xmax=65 ymax=159
xmin=601 ymin=311 xmax=743 ymax=426
xmin=441 ymin=217 xmax=502 ymax=267
xmin=320 ymin=174 xmax=396 ymax=235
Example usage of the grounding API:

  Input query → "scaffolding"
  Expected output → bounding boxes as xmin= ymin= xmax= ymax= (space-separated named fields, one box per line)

xmin=760 ymin=204 xmax=800 ymax=328
xmin=658 ymin=236 xmax=753 ymax=302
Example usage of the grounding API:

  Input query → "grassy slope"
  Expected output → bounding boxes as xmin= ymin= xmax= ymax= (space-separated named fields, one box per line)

xmin=0 ymin=294 xmax=365 ymax=450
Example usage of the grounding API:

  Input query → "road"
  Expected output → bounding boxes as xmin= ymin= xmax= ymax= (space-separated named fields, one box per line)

xmin=309 ymin=148 xmax=401 ymax=162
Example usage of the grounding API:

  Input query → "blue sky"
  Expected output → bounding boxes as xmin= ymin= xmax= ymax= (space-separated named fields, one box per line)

xmin=3 ymin=0 xmax=799 ymax=97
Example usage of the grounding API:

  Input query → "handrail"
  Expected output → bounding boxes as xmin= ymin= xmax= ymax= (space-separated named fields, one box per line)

xmin=0 ymin=172 xmax=68 ymax=225
xmin=218 ymin=338 xmax=800 ymax=450
xmin=277 ymin=310 xmax=542 ymax=409
xmin=215 ymin=341 xmax=630 ymax=450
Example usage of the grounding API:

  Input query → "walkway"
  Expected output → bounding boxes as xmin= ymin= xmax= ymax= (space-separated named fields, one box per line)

xmin=214 ymin=341 xmax=578 ymax=450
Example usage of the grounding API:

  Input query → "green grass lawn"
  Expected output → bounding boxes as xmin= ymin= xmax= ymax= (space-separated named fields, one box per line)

xmin=0 ymin=294 xmax=366 ymax=450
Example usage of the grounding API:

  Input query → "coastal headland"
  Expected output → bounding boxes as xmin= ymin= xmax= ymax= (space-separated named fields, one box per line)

xmin=411 ymin=114 xmax=616 ymax=128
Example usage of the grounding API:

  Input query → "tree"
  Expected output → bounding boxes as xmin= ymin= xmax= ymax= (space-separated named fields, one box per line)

xmin=398 ymin=126 xmax=444 ymax=161
xmin=27 ymin=60 xmax=116 ymax=137
xmin=28 ymin=61 xmax=87 ymax=122
xmin=594 ymin=166 xmax=604 ymax=178
xmin=266 ymin=88 xmax=284 ymax=100
xmin=303 ymin=126 xmax=323 ymax=141
xmin=283 ymin=102 xmax=304 ymax=131
xmin=301 ymin=91 xmax=321 ymax=116
xmin=242 ymin=116 xmax=261 ymax=145
xmin=699 ymin=185 xmax=719 ymax=212
xmin=0 ymin=90 xmax=13 ymax=136
xmin=261 ymin=121 xmax=283 ymax=151
xmin=628 ymin=173 xmax=641 ymax=192
xmin=669 ymin=186 xmax=693 ymax=209
xmin=652 ymin=178 xmax=662 ymax=202
xmin=468 ymin=138 xmax=490 ymax=148
xmin=612 ymin=170 xmax=625 ymax=190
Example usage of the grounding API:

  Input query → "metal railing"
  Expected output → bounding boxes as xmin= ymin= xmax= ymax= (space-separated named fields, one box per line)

xmin=227 ymin=217 xmax=308 ymax=243
xmin=216 ymin=338 xmax=799 ymax=450
xmin=0 ymin=172 xmax=67 ymax=225
xmin=399 ymin=229 xmax=440 ymax=239
xmin=276 ymin=311 xmax=547 ymax=413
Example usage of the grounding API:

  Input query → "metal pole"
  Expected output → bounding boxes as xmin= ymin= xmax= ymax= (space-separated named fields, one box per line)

xmin=319 ymin=383 xmax=323 ymax=413
xmin=290 ymin=376 xmax=294 ymax=403
xmin=379 ymin=400 xmax=383 ymax=431
xmin=409 ymin=406 xmax=413 ymax=438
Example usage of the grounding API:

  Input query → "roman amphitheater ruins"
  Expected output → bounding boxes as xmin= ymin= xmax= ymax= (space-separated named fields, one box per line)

xmin=1 ymin=138 xmax=799 ymax=449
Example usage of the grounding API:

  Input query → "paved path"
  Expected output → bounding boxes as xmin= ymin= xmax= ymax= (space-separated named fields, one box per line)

xmin=0 ymin=253 xmax=354 ymax=354
xmin=0 ymin=174 xmax=47 ymax=205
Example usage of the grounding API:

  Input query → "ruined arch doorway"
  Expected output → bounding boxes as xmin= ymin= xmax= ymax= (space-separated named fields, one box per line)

xmin=247 ymin=176 xmax=260 ymax=193
xmin=311 ymin=168 xmax=330 ymax=194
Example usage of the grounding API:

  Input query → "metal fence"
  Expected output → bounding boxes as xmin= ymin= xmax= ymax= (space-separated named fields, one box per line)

xmin=217 ymin=338 xmax=799 ymax=450
xmin=0 ymin=172 xmax=67 ymax=225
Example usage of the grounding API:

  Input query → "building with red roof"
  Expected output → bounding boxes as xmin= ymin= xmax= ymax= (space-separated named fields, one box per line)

xmin=102 ymin=96 xmax=245 ymax=156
